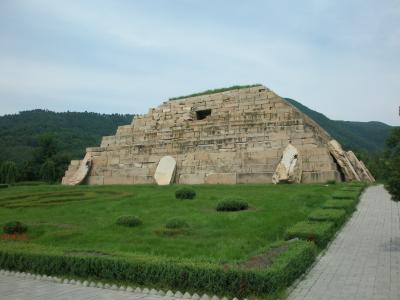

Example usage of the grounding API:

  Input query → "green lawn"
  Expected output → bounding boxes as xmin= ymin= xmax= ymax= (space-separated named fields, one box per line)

xmin=0 ymin=183 xmax=342 ymax=264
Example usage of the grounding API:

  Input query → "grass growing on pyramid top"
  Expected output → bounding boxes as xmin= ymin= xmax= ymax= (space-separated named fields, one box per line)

xmin=169 ymin=84 xmax=263 ymax=101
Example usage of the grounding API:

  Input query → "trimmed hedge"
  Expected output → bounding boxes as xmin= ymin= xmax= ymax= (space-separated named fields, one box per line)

xmin=284 ymin=221 xmax=335 ymax=247
xmin=3 ymin=221 xmax=28 ymax=234
xmin=0 ymin=184 xmax=8 ymax=189
xmin=340 ymin=187 xmax=359 ymax=191
xmin=332 ymin=191 xmax=357 ymax=200
xmin=308 ymin=209 xmax=347 ymax=226
xmin=13 ymin=181 xmax=47 ymax=186
xmin=0 ymin=240 xmax=316 ymax=297
xmin=175 ymin=188 xmax=196 ymax=200
xmin=216 ymin=198 xmax=249 ymax=212
xmin=116 ymin=216 xmax=142 ymax=227
xmin=322 ymin=200 xmax=356 ymax=212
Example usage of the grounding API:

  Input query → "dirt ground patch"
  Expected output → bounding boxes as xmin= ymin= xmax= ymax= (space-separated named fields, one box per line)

xmin=238 ymin=244 xmax=289 ymax=269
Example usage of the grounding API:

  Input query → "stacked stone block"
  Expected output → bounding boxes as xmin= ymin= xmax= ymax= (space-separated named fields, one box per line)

xmin=62 ymin=85 xmax=354 ymax=185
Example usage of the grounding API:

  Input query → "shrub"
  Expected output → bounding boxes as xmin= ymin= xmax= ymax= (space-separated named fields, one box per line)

xmin=284 ymin=221 xmax=335 ymax=247
xmin=0 ymin=161 xmax=18 ymax=184
xmin=165 ymin=218 xmax=189 ymax=229
xmin=326 ymin=180 xmax=336 ymax=185
xmin=308 ymin=209 xmax=347 ymax=226
xmin=0 ymin=240 xmax=316 ymax=297
xmin=0 ymin=184 xmax=8 ymax=189
xmin=3 ymin=221 xmax=28 ymax=234
xmin=216 ymin=198 xmax=249 ymax=211
xmin=175 ymin=187 xmax=196 ymax=200
xmin=116 ymin=216 xmax=142 ymax=227
xmin=322 ymin=200 xmax=356 ymax=212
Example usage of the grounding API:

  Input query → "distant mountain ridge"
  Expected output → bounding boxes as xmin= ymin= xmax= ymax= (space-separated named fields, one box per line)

xmin=284 ymin=98 xmax=392 ymax=153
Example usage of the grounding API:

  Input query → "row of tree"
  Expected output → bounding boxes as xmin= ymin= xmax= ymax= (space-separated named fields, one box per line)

xmin=0 ymin=134 xmax=70 ymax=184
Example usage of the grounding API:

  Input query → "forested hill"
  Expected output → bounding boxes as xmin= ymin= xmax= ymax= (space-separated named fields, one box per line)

xmin=0 ymin=110 xmax=134 ymax=164
xmin=284 ymin=98 xmax=392 ymax=153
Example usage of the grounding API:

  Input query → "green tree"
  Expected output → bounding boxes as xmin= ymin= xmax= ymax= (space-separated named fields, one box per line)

xmin=354 ymin=150 xmax=386 ymax=180
xmin=19 ymin=160 xmax=37 ymax=181
xmin=52 ymin=153 xmax=71 ymax=181
xmin=33 ymin=134 xmax=58 ymax=164
xmin=0 ymin=161 xmax=18 ymax=184
xmin=39 ymin=159 xmax=56 ymax=183
xmin=385 ymin=128 xmax=400 ymax=201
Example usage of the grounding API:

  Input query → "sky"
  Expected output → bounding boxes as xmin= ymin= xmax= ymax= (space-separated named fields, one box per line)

xmin=0 ymin=0 xmax=399 ymax=125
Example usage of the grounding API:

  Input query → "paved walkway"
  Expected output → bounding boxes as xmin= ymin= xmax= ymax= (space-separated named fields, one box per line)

xmin=288 ymin=185 xmax=400 ymax=300
xmin=0 ymin=273 xmax=174 ymax=300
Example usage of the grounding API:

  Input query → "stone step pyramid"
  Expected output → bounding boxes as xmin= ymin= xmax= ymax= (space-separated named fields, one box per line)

xmin=62 ymin=85 xmax=374 ymax=185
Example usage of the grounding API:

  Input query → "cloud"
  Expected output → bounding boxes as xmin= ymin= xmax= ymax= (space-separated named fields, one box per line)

xmin=0 ymin=0 xmax=399 ymax=125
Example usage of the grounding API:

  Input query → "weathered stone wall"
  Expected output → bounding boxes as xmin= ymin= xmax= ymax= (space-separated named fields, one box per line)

xmin=63 ymin=85 xmax=346 ymax=185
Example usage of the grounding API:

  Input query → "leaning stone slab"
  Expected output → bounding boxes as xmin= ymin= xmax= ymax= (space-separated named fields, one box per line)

xmin=347 ymin=151 xmax=375 ymax=182
xmin=62 ymin=153 xmax=92 ymax=185
xmin=154 ymin=156 xmax=177 ymax=185
xmin=272 ymin=143 xmax=302 ymax=184
xmin=328 ymin=140 xmax=360 ymax=181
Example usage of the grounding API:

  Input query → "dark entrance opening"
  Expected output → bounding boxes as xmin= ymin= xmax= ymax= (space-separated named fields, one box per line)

xmin=196 ymin=109 xmax=211 ymax=120
xmin=330 ymin=153 xmax=345 ymax=181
